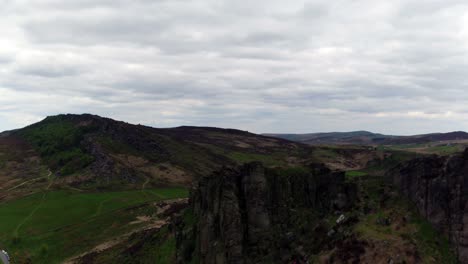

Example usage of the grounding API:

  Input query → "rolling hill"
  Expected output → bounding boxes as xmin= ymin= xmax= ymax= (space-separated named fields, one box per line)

xmin=0 ymin=114 xmax=313 ymax=263
xmin=264 ymin=131 xmax=394 ymax=145
xmin=266 ymin=130 xmax=468 ymax=146
xmin=0 ymin=114 xmax=309 ymax=197
xmin=3 ymin=114 xmax=400 ymax=198
xmin=0 ymin=114 xmax=460 ymax=263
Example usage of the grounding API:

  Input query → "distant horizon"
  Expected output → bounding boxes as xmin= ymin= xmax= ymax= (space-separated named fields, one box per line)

xmin=2 ymin=112 xmax=467 ymax=137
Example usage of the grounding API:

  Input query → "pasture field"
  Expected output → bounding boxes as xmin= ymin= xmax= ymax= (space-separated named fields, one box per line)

xmin=0 ymin=187 xmax=188 ymax=263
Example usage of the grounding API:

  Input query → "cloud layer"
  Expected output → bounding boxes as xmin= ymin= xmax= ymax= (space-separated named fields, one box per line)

xmin=1 ymin=0 xmax=468 ymax=134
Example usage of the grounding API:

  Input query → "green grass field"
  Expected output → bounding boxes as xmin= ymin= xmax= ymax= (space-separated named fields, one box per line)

xmin=345 ymin=170 xmax=368 ymax=180
xmin=0 ymin=188 xmax=188 ymax=263
xmin=380 ymin=143 xmax=465 ymax=156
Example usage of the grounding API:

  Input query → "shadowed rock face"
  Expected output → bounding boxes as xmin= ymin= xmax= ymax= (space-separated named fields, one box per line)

xmin=182 ymin=162 xmax=356 ymax=264
xmin=389 ymin=150 xmax=468 ymax=263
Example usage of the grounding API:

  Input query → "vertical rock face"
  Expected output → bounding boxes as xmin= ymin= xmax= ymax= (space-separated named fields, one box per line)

xmin=185 ymin=162 xmax=356 ymax=264
xmin=388 ymin=150 xmax=468 ymax=263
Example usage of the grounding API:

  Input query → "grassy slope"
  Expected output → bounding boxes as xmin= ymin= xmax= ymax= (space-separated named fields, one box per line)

xmin=77 ymin=205 xmax=198 ymax=264
xmin=0 ymin=136 xmax=47 ymax=197
xmin=0 ymin=188 xmax=188 ymax=263
xmin=84 ymin=225 xmax=177 ymax=264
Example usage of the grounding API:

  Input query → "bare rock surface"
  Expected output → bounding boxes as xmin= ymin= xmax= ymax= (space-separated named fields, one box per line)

xmin=388 ymin=149 xmax=468 ymax=263
xmin=182 ymin=162 xmax=356 ymax=264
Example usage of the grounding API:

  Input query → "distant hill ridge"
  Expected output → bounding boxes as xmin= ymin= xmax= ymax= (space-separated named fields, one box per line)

xmin=265 ymin=130 xmax=468 ymax=145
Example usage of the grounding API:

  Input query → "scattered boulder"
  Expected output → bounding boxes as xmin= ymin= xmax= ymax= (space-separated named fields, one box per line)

xmin=336 ymin=214 xmax=346 ymax=225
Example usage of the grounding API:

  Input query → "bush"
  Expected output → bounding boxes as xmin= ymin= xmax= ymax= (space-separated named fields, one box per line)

xmin=40 ymin=244 xmax=49 ymax=255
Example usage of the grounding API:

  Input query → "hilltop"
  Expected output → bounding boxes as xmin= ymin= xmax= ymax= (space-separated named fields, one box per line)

xmin=0 ymin=114 xmax=308 ymax=195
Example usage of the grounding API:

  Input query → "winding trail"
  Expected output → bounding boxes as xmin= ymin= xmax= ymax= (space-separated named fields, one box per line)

xmin=13 ymin=170 xmax=53 ymax=236
xmin=63 ymin=220 xmax=168 ymax=264
xmin=92 ymin=198 xmax=113 ymax=218
xmin=6 ymin=177 xmax=43 ymax=192
xmin=140 ymin=177 xmax=151 ymax=199
xmin=141 ymin=177 xmax=150 ymax=190
xmin=4 ymin=167 xmax=54 ymax=192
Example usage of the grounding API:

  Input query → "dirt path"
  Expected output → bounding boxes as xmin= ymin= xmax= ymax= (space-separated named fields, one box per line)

xmin=6 ymin=177 xmax=42 ymax=192
xmin=92 ymin=198 xmax=113 ymax=218
xmin=13 ymin=170 xmax=53 ymax=236
xmin=140 ymin=177 xmax=151 ymax=199
xmin=63 ymin=198 xmax=188 ymax=264
xmin=5 ymin=169 xmax=53 ymax=192
xmin=63 ymin=219 xmax=168 ymax=264
xmin=67 ymin=186 xmax=84 ymax=192
xmin=142 ymin=177 xmax=150 ymax=190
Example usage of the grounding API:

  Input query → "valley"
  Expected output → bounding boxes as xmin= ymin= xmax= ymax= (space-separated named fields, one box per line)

xmin=0 ymin=114 xmax=466 ymax=263
xmin=2 ymin=0 xmax=466 ymax=262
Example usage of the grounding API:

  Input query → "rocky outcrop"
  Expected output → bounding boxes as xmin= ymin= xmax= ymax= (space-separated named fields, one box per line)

xmin=178 ymin=162 xmax=356 ymax=264
xmin=388 ymin=150 xmax=468 ymax=263
xmin=82 ymin=137 xmax=116 ymax=182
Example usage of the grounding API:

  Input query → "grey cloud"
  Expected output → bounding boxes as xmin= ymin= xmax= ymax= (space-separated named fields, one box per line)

xmin=0 ymin=56 xmax=12 ymax=64
xmin=16 ymin=64 xmax=83 ymax=78
xmin=1 ymin=0 xmax=468 ymax=134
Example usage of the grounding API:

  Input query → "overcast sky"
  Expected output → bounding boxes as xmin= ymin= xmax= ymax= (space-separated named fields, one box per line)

xmin=1 ymin=0 xmax=468 ymax=135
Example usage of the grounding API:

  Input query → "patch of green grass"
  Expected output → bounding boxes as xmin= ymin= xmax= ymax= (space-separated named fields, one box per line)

xmin=425 ymin=145 xmax=463 ymax=155
xmin=0 ymin=188 xmax=188 ymax=263
xmin=382 ymin=143 xmax=464 ymax=156
xmin=153 ymin=232 xmax=177 ymax=264
xmin=351 ymin=171 xmax=457 ymax=264
xmin=311 ymin=148 xmax=339 ymax=163
xmin=87 ymin=225 xmax=178 ymax=264
xmin=382 ymin=143 xmax=428 ymax=150
xmin=354 ymin=211 xmax=394 ymax=240
xmin=411 ymin=212 xmax=458 ymax=263
xmin=345 ymin=170 xmax=367 ymax=180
